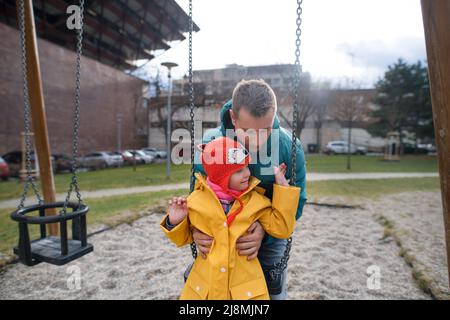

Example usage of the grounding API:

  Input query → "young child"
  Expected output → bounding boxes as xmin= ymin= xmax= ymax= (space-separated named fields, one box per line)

xmin=160 ymin=136 xmax=300 ymax=300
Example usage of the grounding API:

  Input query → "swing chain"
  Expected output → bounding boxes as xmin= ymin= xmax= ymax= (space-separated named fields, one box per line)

xmin=268 ymin=237 xmax=292 ymax=280
xmin=189 ymin=0 xmax=195 ymax=194
xmin=266 ymin=0 xmax=303 ymax=280
xmin=188 ymin=0 xmax=197 ymax=260
xmin=290 ymin=0 xmax=303 ymax=186
xmin=61 ymin=0 xmax=85 ymax=215
xmin=17 ymin=0 xmax=85 ymax=212
xmin=17 ymin=0 xmax=43 ymax=209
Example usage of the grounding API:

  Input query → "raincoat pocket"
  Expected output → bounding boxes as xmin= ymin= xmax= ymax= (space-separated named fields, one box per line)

xmin=183 ymin=269 xmax=209 ymax=300
xmin=230 ymin=278 xmax=269 ymax=300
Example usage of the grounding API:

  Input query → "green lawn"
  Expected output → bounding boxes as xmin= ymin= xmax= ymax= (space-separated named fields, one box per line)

xmin=306 ymin=155 xmax=438 ymax=173
xmin=0 ymin=163 xmax=191 ymax=202
xmin=0 ymin=155 xmax=438 ymax=202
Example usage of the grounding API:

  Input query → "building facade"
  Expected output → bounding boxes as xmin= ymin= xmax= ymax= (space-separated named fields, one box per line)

xmin=148 ymin=64 xmax=384 ymax=153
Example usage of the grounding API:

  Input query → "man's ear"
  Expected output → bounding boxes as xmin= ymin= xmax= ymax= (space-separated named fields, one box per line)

xmin=229 ymin=109 xmax=237 ymax=127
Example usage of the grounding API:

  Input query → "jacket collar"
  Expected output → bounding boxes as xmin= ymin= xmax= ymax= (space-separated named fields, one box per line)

xmin=194 ymin=172 xmax=261 ymax=199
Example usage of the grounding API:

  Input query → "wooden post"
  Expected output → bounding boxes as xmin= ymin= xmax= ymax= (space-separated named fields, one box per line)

xmin=421 ymin=0 xmax=450 ymax=288
xmin=17 ymin=0 xmax=58 ymax=235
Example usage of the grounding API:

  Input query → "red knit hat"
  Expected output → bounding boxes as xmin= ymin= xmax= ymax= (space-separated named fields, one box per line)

xmin=199 ymin=137 xmax=252 ymax=225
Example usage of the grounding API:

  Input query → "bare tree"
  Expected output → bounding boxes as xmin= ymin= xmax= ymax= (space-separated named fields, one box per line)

xmin=151 ymin=96 xmax=190 ymax=145
xmin=278 ymin=73 xmax=316 ymax=139
xmin=311 ymin=81 xmax=331 ymax=153
xmin=333 ymin=80 xmax=371 ymax=170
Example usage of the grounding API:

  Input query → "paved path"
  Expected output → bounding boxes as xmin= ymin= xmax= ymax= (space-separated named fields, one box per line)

xmin=0 ymin=172 xmax=439 ymax=210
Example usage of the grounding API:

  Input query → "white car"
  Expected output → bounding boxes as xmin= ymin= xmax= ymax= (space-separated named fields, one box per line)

xmin=325 ymin=141 xmax=367 ymax=155
xmin=127 ymin=150 xmax=155 ymax=164
xmin=106 ymin=152 xmax=125 ymax=167
xmin=142 ymin=147 xmax=167 ymax=159
xmin=80 ymin=152 xmax=112 ymax=170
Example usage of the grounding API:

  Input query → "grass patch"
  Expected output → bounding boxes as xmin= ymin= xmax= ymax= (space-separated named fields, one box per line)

xmin=306 ymin=155 xmax=438 ymax=173
xmin=0 ymin=163 xmax=191 ymax=201
xmin=0 ymin=188 xmax=189 ymax=263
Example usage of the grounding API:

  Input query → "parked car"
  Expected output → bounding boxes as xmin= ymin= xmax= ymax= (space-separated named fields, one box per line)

xmin=403 ymin=143 xmax=436 ymax=154
xmin=418 ymin=143 xmax=436 ymax=154
xmin=121 ymin=151 xmax=139 ymax=166
xmin=53 ymin=154 xmax=72 ymax=173
xmin=324 ymin=141 xmax=367 ymax=155
xmin=127 ymin=150 xmax=154 ymax=164
xmin=0 ymin=156 xmax=10 ymax=181
xmin=2 ymin=151 xmax=56 ymax=177
xmin=79 ymin=152 xmax=113 ymax=170
xmin=142 ymin=147 xmax=167 ymax=159
xmin=106 ymin=152 xmax=125 ymax=167
xmin=122 ymin=150 xmax=145 ymax=165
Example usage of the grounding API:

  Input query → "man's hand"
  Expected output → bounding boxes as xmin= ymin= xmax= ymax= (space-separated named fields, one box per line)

xmin=192 ymin=226 xmax=213 ymax=259
xmin=236 ymin=221 xmax=265 ymax=260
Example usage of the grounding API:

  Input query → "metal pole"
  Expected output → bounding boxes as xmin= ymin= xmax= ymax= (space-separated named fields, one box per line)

xmin=421 ymin=0 xmax=450 ymax=288
xmin=166 ymin=69 xmax=172 ymax=179
xmin=117 ymin=114 xmax=122 ymax=153
xmin=144 ymin=98 xmax=151 ymax=148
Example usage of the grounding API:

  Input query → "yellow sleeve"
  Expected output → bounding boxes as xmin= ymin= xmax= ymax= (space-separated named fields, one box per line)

xmin=257 ymin=184 xmax=301 ymax=239
xmin=159 ymin=213 xmax=193 ymax=247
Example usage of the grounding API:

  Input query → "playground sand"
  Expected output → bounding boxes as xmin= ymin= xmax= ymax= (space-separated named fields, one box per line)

xmin=0 ymin=191 xmax=447 ymax=300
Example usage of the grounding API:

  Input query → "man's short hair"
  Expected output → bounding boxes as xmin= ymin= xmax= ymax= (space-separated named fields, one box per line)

xmin=232 ymin=79 xmax=277 ymax=118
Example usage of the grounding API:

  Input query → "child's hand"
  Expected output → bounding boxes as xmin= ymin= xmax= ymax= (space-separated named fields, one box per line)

xmin=167 ymin=196 xmax=188 ymax=226
xmin=273 ymin=163 xmax=290 ymax=187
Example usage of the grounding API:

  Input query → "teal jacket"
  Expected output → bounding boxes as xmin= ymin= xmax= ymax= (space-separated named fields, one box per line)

xmin=193 ymin=100 xmax=307 ymax=242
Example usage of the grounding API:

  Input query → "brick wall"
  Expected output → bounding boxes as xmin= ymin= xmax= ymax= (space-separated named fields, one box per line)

xmin=0 ymin=22 xmax=147 ymax=156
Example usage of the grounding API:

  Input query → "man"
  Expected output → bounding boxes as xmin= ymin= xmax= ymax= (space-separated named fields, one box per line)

xmin=192 ymin=79 xmax=307 ymax=300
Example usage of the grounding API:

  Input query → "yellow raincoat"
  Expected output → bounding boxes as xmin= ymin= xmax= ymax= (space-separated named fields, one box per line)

xmin=160 ymin=172 xmax=300 ymax=300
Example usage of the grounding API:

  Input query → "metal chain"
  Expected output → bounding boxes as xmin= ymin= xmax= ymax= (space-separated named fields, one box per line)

xmin=17 ymin=0 xmax=43 ymax=209
xmin=268 ymin=238 xmax=292 ymax=280
xmin=188 ymin=0 xmax=197 ymax=260
xmin=290 ymin=0 xmax=303 ymax=186
xmin=61 ymin=0 xmax=85 ymax=214
xmin=189 ymin=0 xmax=195 ymax=194
xmin=267 ymin=0 xmax=303 ymax=278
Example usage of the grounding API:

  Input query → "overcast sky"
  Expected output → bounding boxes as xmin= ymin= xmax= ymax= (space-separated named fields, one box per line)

xmin=139 ymin=0 xmax=427 ymax=88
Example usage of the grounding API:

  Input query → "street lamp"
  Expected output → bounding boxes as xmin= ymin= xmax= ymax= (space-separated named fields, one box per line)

xmin=161 ymin=62 xmax=178 ymax=179
xmin=117 ymin=113 xmax=123 ymax=153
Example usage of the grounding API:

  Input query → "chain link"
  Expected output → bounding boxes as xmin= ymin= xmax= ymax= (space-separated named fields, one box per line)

xmin=189 ymin=0 xmax=195 ymax=194
xmin=290 ymin=0 xmax=303 ymax=186
xmin=268 ymin=238 xmax=292 ymax=280
xmin=188 ymin=0 xmax=197 ymax=260
xmin=61 ymin=0 xmax=85 ymax=215
xmin=17 ymin=0 xmax=43 ymax=209
xmin=267 ymin=0 xmax=303 ymax=278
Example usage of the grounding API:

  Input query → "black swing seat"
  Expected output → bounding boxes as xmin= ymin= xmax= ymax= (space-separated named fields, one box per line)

xmin=10 ymin=202 xmax=93 ymax=266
